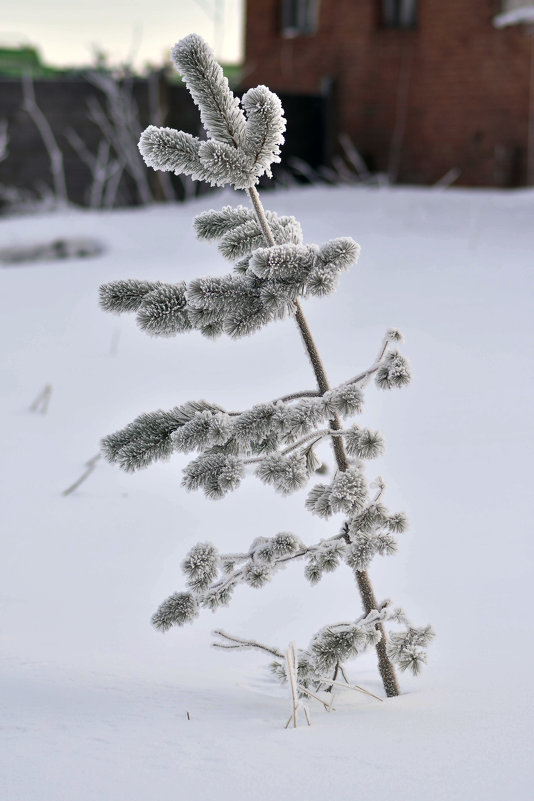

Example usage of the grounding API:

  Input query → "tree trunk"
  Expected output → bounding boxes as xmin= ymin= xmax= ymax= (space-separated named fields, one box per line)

xmin=247 ymin=185 xmax=400 ymax=698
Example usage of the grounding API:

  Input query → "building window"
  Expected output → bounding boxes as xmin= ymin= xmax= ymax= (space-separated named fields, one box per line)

xmin=281 ymin=0 xmax=320 ymax=37
xmin=381 ymin=0 xmax=418 ymax=29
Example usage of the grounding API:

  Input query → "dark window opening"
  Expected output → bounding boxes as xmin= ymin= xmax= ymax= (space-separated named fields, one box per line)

xmin=281 ymin=0 xmax=320 ymax=37
xmin=380 ymin=0 xmax=418 ymax=29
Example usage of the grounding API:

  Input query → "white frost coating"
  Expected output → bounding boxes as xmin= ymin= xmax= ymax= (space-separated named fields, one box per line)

xmin=101 ymin=33 xmax=427 ymax=712
xmin=493 ymin=6 xmax=534 ymax=27
xmin=241 ymin=85 xmax=286 ymax=180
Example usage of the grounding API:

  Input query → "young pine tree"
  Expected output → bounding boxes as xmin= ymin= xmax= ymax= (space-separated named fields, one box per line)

xmin=99 ymin=34 xmax=432 ymax=702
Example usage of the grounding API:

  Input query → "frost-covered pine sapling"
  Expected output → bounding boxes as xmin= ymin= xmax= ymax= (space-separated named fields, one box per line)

xmin=99 ymin=33 xmax=433 ymax=701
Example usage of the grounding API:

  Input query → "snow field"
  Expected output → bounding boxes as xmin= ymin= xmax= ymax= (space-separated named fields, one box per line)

xmin=1 ymin=185 xmax=533 ymax=800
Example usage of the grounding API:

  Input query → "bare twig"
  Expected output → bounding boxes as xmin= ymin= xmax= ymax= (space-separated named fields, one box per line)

xmin=86 ymin=72 xmax=153 ymax=205
xmin=296 ymin=683 xmax=333 ymax=712
xmin=212 ymin=629 xmax=284 ymax=658
xmin=339 ymin=133 xmax=371 ymax=182
xmin=29 ymin=384 xmax=52 ymax=414
xmin=345 ymin=335 xmax=393 ymax=387
xmin=287 ymin=156 xmax=323 ymax=184
xmin=227 ymin=332 xmax=392 ymax=417
xmin=433 ymin=167 xmax=461 ymax=189
xmin=22 ymin=74 xmax=68 ymax=205
xmin=0 ymin=119 xmax=8 ymax=163
xmin=317 ymin=676 xmax=383 ymax=702
xmin=103 ymin=163 xmax=125 ymax=208
xmin=65 ymin=128 xmax=121 ymax=208
xmin=286 ymin=642 xmax=299 ymax=728
xmin=324 ymin=661 xmax=340 ymax=694
xmin=62 ymin=454 xmax=101 ymax=496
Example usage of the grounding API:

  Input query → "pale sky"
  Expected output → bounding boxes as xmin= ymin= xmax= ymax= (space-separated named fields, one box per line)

xmin=1 ymin=0 xmax=245 ymax=69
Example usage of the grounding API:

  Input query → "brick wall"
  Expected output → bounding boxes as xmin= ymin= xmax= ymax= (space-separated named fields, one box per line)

xmin=245 ymin=0 xmax=532 ymax=186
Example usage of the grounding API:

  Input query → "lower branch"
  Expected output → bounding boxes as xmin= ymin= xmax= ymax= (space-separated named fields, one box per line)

xmin=212 ymin=629 xmax=283 ymax=659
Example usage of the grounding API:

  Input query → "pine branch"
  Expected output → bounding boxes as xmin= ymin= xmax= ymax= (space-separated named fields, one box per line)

xmin=154 ymin=486 xmax=393 ymax=629
xmin=243 ymin=428 xmax=344 ymax=465
xmin=194 ymin=205 xmax=254 ymax=239
xmin=345 ymin=329 xmax=406 ymax=387
xmin=241 ymin=85 xmax=286 ymax=178
xmin=171 ymin=34 xmax=247 ymax=149
xmin=138 ymin=126 xmax=212 ymax=182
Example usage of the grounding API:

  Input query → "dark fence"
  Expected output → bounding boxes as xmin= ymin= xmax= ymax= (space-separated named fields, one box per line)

xmin=0 ymin=75 xmax=332 ymax=210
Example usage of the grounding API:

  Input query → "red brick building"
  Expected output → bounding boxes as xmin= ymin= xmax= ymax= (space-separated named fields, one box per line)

xmin=243 ymin=1 xmax=534 ymax=186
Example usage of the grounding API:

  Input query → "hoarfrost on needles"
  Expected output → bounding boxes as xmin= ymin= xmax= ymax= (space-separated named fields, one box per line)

xmin=99 ymin=32 xmax=432 ymax=713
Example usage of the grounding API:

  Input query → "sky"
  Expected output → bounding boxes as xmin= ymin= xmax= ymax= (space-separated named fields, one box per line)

xmin=1 ymin=0 xmax=245 ymax=69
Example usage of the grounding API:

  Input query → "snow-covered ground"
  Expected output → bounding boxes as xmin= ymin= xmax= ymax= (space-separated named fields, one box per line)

xmin=1 ymin=185 xmax=533 ymax=800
